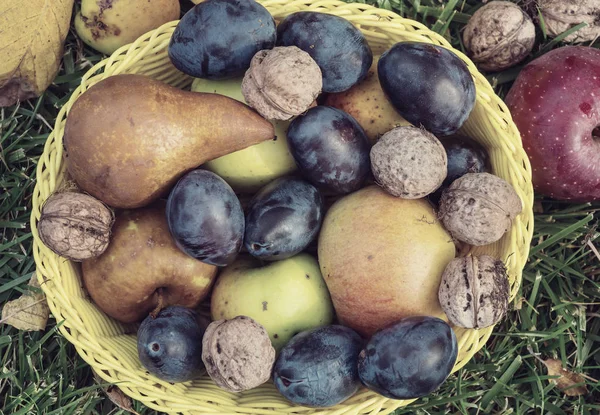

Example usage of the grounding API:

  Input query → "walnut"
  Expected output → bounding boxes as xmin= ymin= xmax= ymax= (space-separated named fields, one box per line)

xmin=439 ymin=172 xmax=522 ymax=246
xmin=370 ymin=126 xmax=447 ymax=199
xmin=38 ymin=192 xmax=114 ymax=261
xmin=241 ymin=46 xmax=322 ymax=120
xmin=201 ymin=316 xmax=275 ymax=392
xmin=463 ymin=1 xmax=536 ymax=71
xmin=539 ymin=0 xmax=600 ymax=44
xmin=438 ymin=255 xmax=510 ymax=329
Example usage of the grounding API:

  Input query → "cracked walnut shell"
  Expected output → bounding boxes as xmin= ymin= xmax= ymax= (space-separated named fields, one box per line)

xmin=38 ymin=192 xmax=114 ymax=261
xmin=439 ymin=255 xmax=510 ymax=329
xmin=241 ymin=46 xmax=322 ymax=121
xmin=463 ymin=1 xmax=535 ymax=72
xmin=202 ymin=316 xmax=275 ymax=393
xmin=439 ymin=172 xmax=522 ymax=246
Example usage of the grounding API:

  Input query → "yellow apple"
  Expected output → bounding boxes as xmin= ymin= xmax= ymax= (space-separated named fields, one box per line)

xmin=191 ymin=77 xmax=297 ymax=193
xmin=210 ymin=253 xmax=334 ymax=350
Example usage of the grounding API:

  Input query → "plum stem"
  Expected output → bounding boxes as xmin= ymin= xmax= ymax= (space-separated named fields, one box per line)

xmin=150 ymin=288 xmax=165 ymax=319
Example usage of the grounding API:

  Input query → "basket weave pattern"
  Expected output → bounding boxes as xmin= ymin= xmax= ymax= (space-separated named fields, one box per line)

xmin=30 ymin=1 xmax=534 ymax=414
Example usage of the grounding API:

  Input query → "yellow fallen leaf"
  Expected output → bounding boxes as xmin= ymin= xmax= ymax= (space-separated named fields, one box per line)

xmin=0 ymin=0 xmax=74 ymax=106
xmin=1 ymin=276 xmax=50 ymax=331
xmin=93 ymin=371 xmax=140 ymax=414
xmin=542 ymin=358 xmax=588 ymax=397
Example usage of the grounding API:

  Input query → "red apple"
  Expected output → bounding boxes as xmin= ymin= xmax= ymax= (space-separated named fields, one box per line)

xmin=505 ymin=46 xmax=600 ymax=201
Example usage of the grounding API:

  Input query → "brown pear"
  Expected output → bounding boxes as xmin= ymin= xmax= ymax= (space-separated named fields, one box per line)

xmin=318 ymin=186 xmax=456 ymax=337
xmin=64 ymin=74 xmax=275 ymax=208
xmin=82 ymin=202 xmax=218 ymax=323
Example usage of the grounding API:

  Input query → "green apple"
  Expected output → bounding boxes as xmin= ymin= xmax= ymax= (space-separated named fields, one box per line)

xmin=210 ymin=253 xmax=334 ymax=350
xmin=191 ymin=77 xmax=297 ymax=193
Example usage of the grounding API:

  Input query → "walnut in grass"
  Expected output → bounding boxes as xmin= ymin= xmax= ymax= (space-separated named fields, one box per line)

xmin=463 ymin=1 xmax=535 ymax=72
xmin=38 ymin=192 xmax=114 ymax=261
xmin=370 ymin=126 xmax=447 ymax=199
xmin=438 ymin=255 xmax=510 ymax=329
xmin=241 ymin=46 xmax=322 ymax=121
xmin=202 ymin=316 xmax=275 ymax=393
xmin=439 ymin=172 xmax=522 ymax=246
xmin=539 ymin=0 xmax=600 ymax=44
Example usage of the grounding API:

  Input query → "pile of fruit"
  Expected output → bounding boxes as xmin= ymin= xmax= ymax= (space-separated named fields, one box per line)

xmin=36 ymin=0 xmax=528 ymax=408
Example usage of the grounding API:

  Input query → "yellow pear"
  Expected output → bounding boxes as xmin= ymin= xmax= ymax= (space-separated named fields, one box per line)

xmin=64 ymin=74 xmax=275 ymax=208
xmin=75 ymin=0 xmax=180 ymax=55
xmin=318 ymin=186 xmax=456 ymax=337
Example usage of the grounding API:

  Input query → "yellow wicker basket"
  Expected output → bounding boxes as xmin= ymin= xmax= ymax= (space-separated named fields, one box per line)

xmin=30 ymin=1 xmax=535 ymax=413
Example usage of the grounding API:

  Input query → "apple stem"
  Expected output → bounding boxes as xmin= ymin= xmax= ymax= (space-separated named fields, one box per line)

xmin=150 ymin=288 xmax=165 ymax=319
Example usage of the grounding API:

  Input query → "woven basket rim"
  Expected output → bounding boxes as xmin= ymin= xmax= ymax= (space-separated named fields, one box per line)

xmin=29 ymin=1 xmax=535 ymax=414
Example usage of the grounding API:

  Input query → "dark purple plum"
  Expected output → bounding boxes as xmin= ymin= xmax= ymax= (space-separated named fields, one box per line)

xmin=276 ymin=12 xmax=372 ymax=93
xmin=166 ymin=169 xmax=244 ymax=267
xmin=429 ymin=135 xmax=491 ymax=204
xmin=137 ymin=306 xmax=205 ymax=383
xmin=378 ymin=42 xmax=476 ymax=136
xmin=168 ymin=0 xmax=276 ymax=79
xmin=286 ymin=106 xmax=370 ymax=194
xmin=273 ymin=325 xmax=363 ymax=407
xmin=244 ymin=177 xmax=324 ymax=261
xmin=358 ymin=316 xmax=458 ymax=400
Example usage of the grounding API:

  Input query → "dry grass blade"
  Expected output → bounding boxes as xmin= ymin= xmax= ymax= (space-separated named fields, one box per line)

xmin=93 ymin=370 xmax=141 ymax=415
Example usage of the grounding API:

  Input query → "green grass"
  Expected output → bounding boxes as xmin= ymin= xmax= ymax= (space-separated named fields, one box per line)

xmin=1 ymin=0 xmax=599 ymax=413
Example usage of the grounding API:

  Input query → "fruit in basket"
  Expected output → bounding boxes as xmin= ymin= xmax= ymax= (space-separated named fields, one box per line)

xmin=166 ymin=170 xmax=244 ymax=267
xmin=357 ymin=316 xmax=458 ymax=399
xmin=378 ymin=42 xmax=476 ymax=136
xmin=370 ymin=126 xmax=447 ymax=199
xmin=191 ymin=77 xmax=297 ymax=193
xmin=273 ymin=325 xmax=363 ymax=407
xmin=82 ymin=203 xmax=217 ymax=323
xmin=137 ymin=306 xmax=206 ymax=383
xmin=438 ymin=255 xmax=510 ymax=329
xmin=242 ymin=46 xmax=322 ymax=121
xmin=277 ymin=11 xmax=373 ymax=93
xmin=505 ymin=46 xmax=600 ymax=201
xmin=539 ymin=0 xmax=600 ymax=44
xmin=244 ymin=177 xmax=324 ymax=261
xmin=324 ymin=57 xmax=411 ymax=144
xmin=38 ymin=192 xmax=114 ymax=261
xmin=211 ymin=254 xmax=334 ymax=350
xmin=429 ymin=135 xmax=491 ymax=204
xmin=462 ymin=1 xmax=535 ymax=72
xmin=169 ymin=0 xmax=276 ymax=79
xmin=63 ymin=74 xmax=275 ymax=209
xmin=318 ymin=186 xmax=456 ymax=337
xmin=202 ymin=316 xmax=275 ymax=392
xmin=287 ymin=106 xmax=371 ymax=194
xmin=439 ymin=173 xmax=523 ymax=246
xmin=75 ymin=0 xmax=180 ymax=55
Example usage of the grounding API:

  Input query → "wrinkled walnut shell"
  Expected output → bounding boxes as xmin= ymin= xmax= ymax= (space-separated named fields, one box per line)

xmin=241 ymin=46 xmax=322 ymax=120
xmin=463 ymin=1 xmax=535 ymax=72
xmin=439 ymin=172 xmax=522 ymax=246
xmin=202 ymin=316 xmax=275 ymax=392
xmin=439 ymin=255 xmax=510 ymax=329
xmin=38 ymin=192 xmax=114 ymax=261
xmin=540 ymin=0 xmax=600 ymax=44
xmin=370 ymin=126 xmax=447 ymax=199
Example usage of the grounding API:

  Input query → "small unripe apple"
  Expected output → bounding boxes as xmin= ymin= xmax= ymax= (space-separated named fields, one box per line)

xmin=506 ymin=46 xmax=600 ymax=201
xmin=210 ymin=253 xmax=334 ymax=350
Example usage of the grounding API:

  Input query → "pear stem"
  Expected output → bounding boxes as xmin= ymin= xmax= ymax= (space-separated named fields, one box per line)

xmin=150 ymin=288 xmax=165 ymax=319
